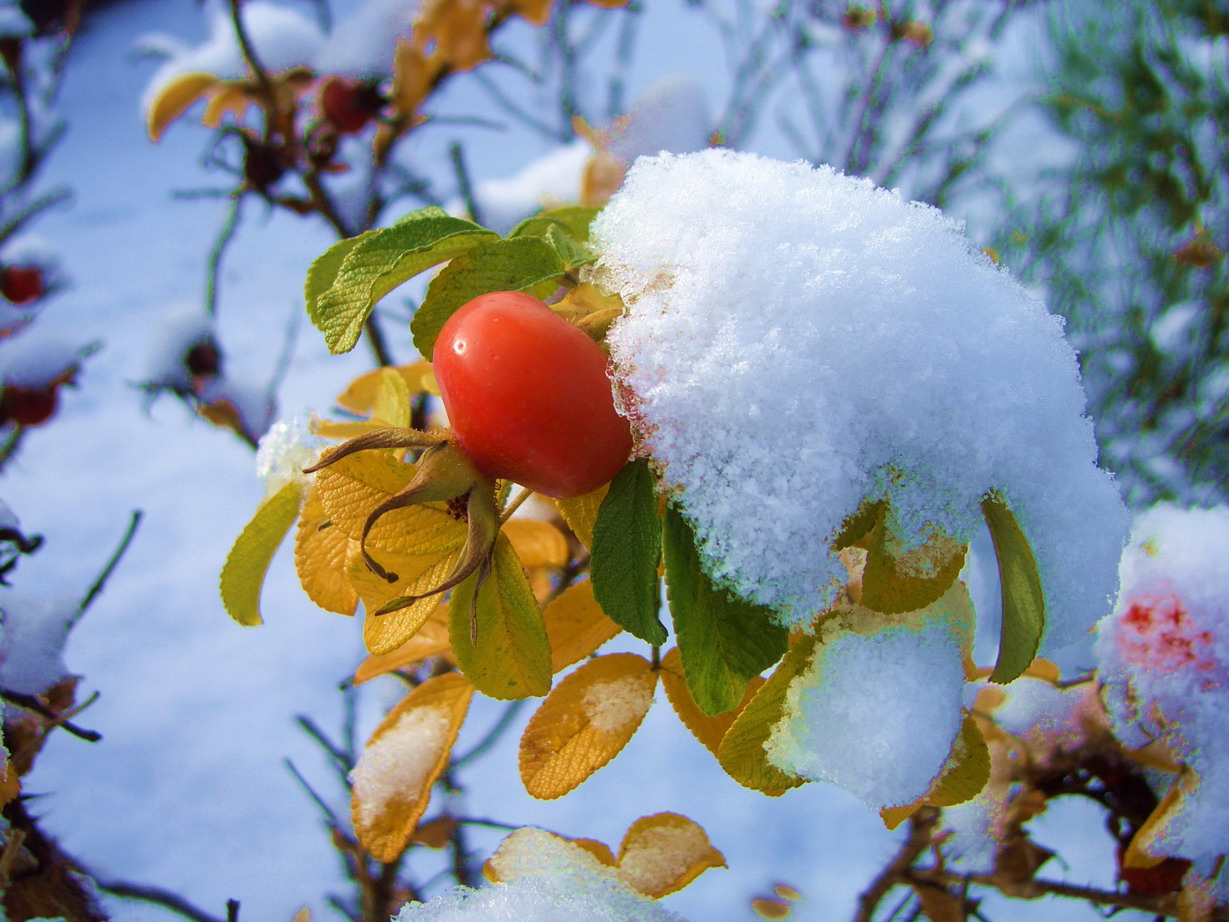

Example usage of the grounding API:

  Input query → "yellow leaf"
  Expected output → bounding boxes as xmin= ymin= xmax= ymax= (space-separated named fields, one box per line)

xmin=148 ymin=70 xmax=220 ymax=141
xmin=860 ymin=505 xmax=966 ymax=615
xmin=201 ymin=83 xmax=251 ymax=128
xmin=391 ymin=39 xmax=434 ymax=116
xmin=0 ymin=756 xmax=19 ymax=808
xmin=1125 ymin=765 xmax=1197 ymax=870
xmin=418 ymin=0 xmax=492 ymax=71
xmin=294 ymin=484 xmax=359 ymax=616
xmin=450 ymin=535 xmax=552 ymax=700
xmin=371 ymin=367 xmax=413 ymax=427
xmin=411 ymin=814 xmax=458 ymax=849
xmin=350 ymin=672 xmax=473 ymax=862
xmin=510 ymin=0 xmax=554 ymax=25
xmin=552 ymin=484 xmax=607 ymax=550
xmin=717 ymin=634 xmax=813 ymax=795
xmin=354 ymin=603 xmax=453 ymax=684
xmin=502 ymin=518 xmax=569 ymax=569
xmin=520 ymin=652 xmax=656 ymax=799
xmin=658 ymin=646 xmax=764 ymax=758
xmin=351 ymin=549 xmax=461 ymax=654
xmin=881 ymin=711 xmax=990 ymax=830
xmin=336 ymin=361 xmax=435 ymax=415
xmin=220 ymin=481 xmax=303 ymax=626
xmin=752 ymin=898 xmax=792 ymax=920
xmin=312 ymin=419 xmax=388 ymax=440
xmin=314 ymin=451 xmax=465 ymax=556
xmin=615 ymin=812 xmax=726 ymax=898
xmin=542 ymin=580 xmax=621 ymax=673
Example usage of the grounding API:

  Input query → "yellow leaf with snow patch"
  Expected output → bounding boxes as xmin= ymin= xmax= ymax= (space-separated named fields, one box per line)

xmin=148 ymin=71 xmax=219 ymax=141
xmin=1125 ymin=765 xmax=1197 ymax=870
xmin=483 ymin=826 xmax=616 ymax=884
xmin=542 ymin=580 xmax=621 ymax=673
xmin=354 ymin=604 xmax=453 ymax=684
xmin=659 ymin=646 xmax=764 ymax=759
xmin=294 ymin=485 xmax=359 ymax=615
xmin=350 ymin=671 xmax=473 ymax=862
xmin=220 ymin=481 xmax=303 ymax=626
xmin=503 ymin=518 xmax=569 ymax=569
xmin=552 ymin=484 xmax=607 ymax=550
xmin=336 ymin=361 xmax=435 ymax=416
xmin=615 ymin=812 xmax=726 ymax=898
xmin=520 ymin=652 xmax=656 ymax=799
xmin=352 ymin=549 xmax=461 ymax=654
xmin=881 ymin=711 xmax=990 ymax=830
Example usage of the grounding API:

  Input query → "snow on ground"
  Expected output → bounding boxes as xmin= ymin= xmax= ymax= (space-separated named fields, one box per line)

xmin=0 ymin=2 xmax=1154 ymax=921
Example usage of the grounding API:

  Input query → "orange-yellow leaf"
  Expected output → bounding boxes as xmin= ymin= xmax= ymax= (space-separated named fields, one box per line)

xmin=658 ymin=646 xmax=764 ymax=758
xmin=219 ymin=481 xmax=303 ymax=627
xmin=615 ymin=812 xmax=726 ymax=898
xmin=336 ymin=361 xmax=435 ymax=416
xmin=411 ymin=814 xmax=458 ymax=849
xmin=313 ymin=451 xmax=465 ymax=556
xmin=752 ymin=898 xmax=792 ymax=920
xmin=350 ymin=672 xmax=473 ymax=862
xmin=552 ymin=484 xmax=607 ymax=550
xmin=420 ymin=0 xmax=492 ymax=71
xmin=369 ymin=367 xmax=413 ymax=427
xmin=312 ymin=419 xmax=388 ymax=440
xmin=502 ymin=517 xmax=569 ymax=569
xmin=391 ymin=40 xmax=434 ymax=116
xmin=295 ymin=484 xmax=360 ymax=615
xmin=353 ymin=603 xmax=453 ymax=684
xmin=201 ymin=83 xmax=251 ymax=128
xmin=1125 ymin=766 xmax=1197 ymax=870
xmin=148 ymin=70 xmax=219 ymax=141
xmin=511 ymin=0 xmax=553 ymax=25
xmin=351 ymin=549 xmax=461 ymax=654
xmin=542 ymin=580 xmax=621 ymax=673
xmin=0 ymin=757 xmax=18 ymax=808
xmin=520 ymin=652 xmax=656 ymax=799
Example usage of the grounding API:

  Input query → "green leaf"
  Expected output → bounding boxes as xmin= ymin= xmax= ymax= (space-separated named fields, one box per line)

xmin=590 ymin=460 xmax=665 ymax=644
xmin=663 ymin=504 xmax=789 ymax=716
xmin=220 ymin=481 xmax=304 ymax=626
xmin=544 ymin=224 xmax=596 ymax=271
xmin=509 ymin=205 xmax=600 ymax=242
xmin=411 ymin=236 xmax=567 ymax=358
xmin=309 ymin=207 xmax=497 ymax=355
xmin=981 ymin=492 xmax=1046 ymax=684
xmin=449 ymin=534 xmax=552 ymax=700
xmin=716 ymin=633 xmax=814 ymax=794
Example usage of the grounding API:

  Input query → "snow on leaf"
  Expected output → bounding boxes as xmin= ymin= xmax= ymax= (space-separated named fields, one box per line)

xmin=311 ymin=208 xmax=497 ymax=355
xmin=501 ymin=518 xmax=569 ymax=569
xmin=354 ymin=603 xmax=453 ymax=685
xmin=861 ymin=504 xmax=967 ymax=615
xmin=519 ymin=652 xmax=656 ymax=799
xmin=664 ymin=504 xmax=788 ymax=716
xmin=147 ymin=71 xmax=219 ymax=141
xmin=542 ymin=580 xmax=621 ymax=673
xmin=615 ymin=812 xmax=726 ymax=898
xmin=350 ymin=549 xmax=461 ymax=654
xmin=294 ymin=484 xmax=360 ymax=616
xmin=552 ymin=483 xmax=608 ymax=550
xmin=349 ymin=672 xmax=473 ymax=863
xmin=335 ymin=361 xmax=435 ymax=416
xmin=982 ymin=493 xmax=1046 ymax=684
xmin=881 ymin=711 xmax=990 ymax=830
xmin=485 ymin=827 xmax=616 ymax=884
xmin=658 ymin=646 xmax=764 ymax=759
xmin=592 ymin=460 xmax=665 ymax=644
xmin=220 ymin=481 xmax=303 ymax=626
xmin=410 ymin=236 xmax=567 ymax=358
xmin=716 ymin=633 xmax=811 ymax=796
xmin=449 ymin=535 xmax=551 ymax=700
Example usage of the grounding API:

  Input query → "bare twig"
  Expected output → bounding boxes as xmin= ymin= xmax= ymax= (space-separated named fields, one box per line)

xmin=205 ymin=196 xmax=243 ymax=317
xmin=75 ymin=510 xmax=142 ymax=625
xmin=0 ymin=689 xmax=101 ymax=743
xmin=451 ymin=699 xmax=527 ymax=769
xmin=91 ymin=875 xmax=229 ymax=922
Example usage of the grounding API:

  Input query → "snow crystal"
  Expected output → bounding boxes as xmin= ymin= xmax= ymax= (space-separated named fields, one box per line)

xmin=139 ymin=1 xmax=325 ymax=115
xmin=396 ymin=827 xmax=688 ymax=922
xmin=1094 ymin=503 xmax=1229 ymax=861
xmin=592 ymin=150 xmax=1129 ymax=645
xmin=582 ymin=675 xmax=654 ymax=732
xmin=0 ymin=589 xmax=76 ymax=696
xmin=349 ymin=705 xmax=452 ymax=829
xmin=254 ymin=410 xmax=323 ymax=495
xmin=765 ymin=603 xmax=966 ymax=809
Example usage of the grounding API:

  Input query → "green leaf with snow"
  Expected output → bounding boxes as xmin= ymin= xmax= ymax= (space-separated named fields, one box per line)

xmin=220 ymin=481 xmax=303 ymax=626
xmin=308 ymin=207 xmax=497 ymax=355
xmin=663 ymin=504 xmax=789 ymax=716
xmin=591 ymin=460 xmax=665 ymax=645
xmin=411 ymin=236 xmax=568 ymax=358
xmin=981 ymin=492 xmax=1046 ymax=684
xmin=449 ymin=534 xmax=552 ymax=700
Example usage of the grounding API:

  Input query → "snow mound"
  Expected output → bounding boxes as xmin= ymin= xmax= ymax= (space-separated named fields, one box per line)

xmin=592 ymin=149 xmax=1129 ymax=643
xmin=1094 ymin=503 xmax=1229 ymax=861
xmin=0 ymin=588 xmax=76 ymax=696
xmin=394 ymin=827 xmax=688 ymax=922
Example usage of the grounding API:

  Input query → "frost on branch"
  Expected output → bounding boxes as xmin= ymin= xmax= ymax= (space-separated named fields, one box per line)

xmin=591 ymin=149 xmax=1129 ymax=648
xmin=1094 ymin=503 xmax=1229 ymax=864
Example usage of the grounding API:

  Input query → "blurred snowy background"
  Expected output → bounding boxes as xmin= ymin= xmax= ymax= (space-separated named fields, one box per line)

xmin=0 ymin=0 xmax=1223 ymax=920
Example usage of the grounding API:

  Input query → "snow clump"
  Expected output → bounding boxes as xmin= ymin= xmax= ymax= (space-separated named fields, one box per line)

xmin=395 ymin=827 xmax=688 ymax=922
xmin=0 ymin=589 xmax=76 ymax=696
xmin=254 ymin=411 xmax=324 ymax=495
xmin=1094 ymin=503 xmax=1229 ymax=861
xmin=592 ymin=149 xmax=1129 ymax=646
xmin=349 ymin=705 xmax=451 ymax=829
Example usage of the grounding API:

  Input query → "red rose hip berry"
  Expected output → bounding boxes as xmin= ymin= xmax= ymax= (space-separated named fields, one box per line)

xmin=432 ymin=291 xmax=632 ymax=498
xmin=0 ymin=265 xmax=45 ymax=305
